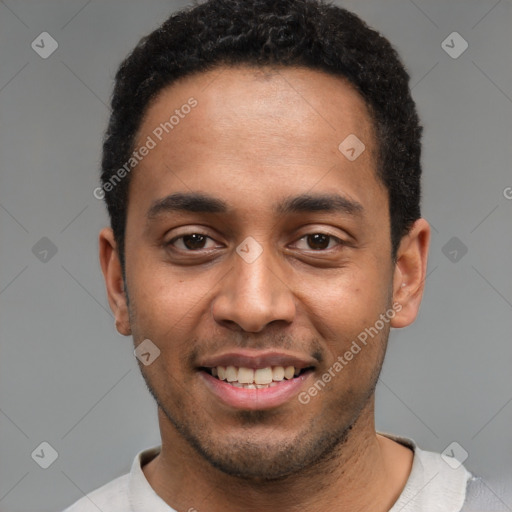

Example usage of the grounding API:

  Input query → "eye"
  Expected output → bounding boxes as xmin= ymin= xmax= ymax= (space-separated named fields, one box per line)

xmin=166 ymin=231 xmax=346 ymax=253
xmin=167 ymin=233 xmax=218 ymax=251
xmin=294 ymin=233 xmax=344 ymax=251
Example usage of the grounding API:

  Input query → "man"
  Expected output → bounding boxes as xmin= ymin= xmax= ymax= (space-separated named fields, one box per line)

xmin=65 ymin=0 xmax=500 ymax=510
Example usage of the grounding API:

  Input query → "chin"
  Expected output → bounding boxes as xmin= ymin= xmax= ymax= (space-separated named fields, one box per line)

xmin=174 ymin=414 xmax=352 ymax=481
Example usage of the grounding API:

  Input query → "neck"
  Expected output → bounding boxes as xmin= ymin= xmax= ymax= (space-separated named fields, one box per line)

xmin=143 ymin=397 xmax=413 ymax=512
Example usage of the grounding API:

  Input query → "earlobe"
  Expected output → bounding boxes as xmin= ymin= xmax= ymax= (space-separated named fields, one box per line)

xmin=99 ymin=228 xmax=132 ymax=336
xmin=391 ymin=218 xmax=430 ymax=329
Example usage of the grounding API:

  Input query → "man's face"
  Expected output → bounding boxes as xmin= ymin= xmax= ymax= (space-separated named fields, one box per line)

xmin=121 ymin=66 xmax=397 ymax=479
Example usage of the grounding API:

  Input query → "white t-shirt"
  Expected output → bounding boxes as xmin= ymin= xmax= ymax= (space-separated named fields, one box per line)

xmin=63 ymin=432 xmax=473 ymax=512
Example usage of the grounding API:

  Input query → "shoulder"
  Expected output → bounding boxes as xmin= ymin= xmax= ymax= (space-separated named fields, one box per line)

xmin=62 ymin=473 xmax=131 ymax=512
xmin=460 ymin=476 xmax=511 ymax=511
xmin=62 ymin=446 xmax=162 ymax=512
xmin=380 ymin=432 xmax=472 ymax=512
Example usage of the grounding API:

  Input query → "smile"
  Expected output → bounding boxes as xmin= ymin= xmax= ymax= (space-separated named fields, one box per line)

xmin=204 ymin=365 xmax=310 ymax=389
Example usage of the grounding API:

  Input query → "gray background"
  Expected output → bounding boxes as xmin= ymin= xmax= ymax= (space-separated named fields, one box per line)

xmin=0 ymin=1 xmax=511 ymax=511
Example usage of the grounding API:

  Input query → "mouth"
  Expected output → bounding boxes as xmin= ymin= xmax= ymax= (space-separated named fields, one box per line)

xmin=197 ymin=351 xmax=317 ymax=410
xmin=200 ymin=365 xmax=313 ymax=389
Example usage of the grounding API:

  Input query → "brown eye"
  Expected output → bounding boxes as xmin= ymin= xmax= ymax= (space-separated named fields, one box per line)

xmin=168 ymin=233 xmax=215 ymax=251
xmin=294 ymin=232 xmax=347 ymax=254
xmin=182 ymin=234 xmax=207 ymax=250
xmin=306 ymin=233 xmax=331 ymax=250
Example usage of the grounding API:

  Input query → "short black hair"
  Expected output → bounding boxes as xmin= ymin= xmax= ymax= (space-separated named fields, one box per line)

xmin=101 ymin=0 xmax=422 ymax=267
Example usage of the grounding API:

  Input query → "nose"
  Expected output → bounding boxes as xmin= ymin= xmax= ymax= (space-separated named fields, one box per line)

xmin=211 ymin=244 xmax=296 ymax=333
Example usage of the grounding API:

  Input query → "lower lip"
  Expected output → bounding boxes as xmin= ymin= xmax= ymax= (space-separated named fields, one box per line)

xmin=199 ymin=370 xmax=313 ymax=410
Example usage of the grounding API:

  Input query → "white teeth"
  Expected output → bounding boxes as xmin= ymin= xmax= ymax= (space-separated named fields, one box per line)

xmin=210 ymin=364 xmax=305 ymax=386
xmin=284 ymin=366 xmax=295 ymax=380
xmin=272 ymin=366 xmax=285 ymax=381
xmin=254 ymin=367 xmax=273 ymax=385
xmin=225 ymin=365 xmax=238 ymax=382
xmin=238 ymin=367 xmax=254 ymax=384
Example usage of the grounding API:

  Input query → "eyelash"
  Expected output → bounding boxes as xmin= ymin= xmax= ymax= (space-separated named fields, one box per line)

xmin=166 ymin=232 xmax=346 ymax=252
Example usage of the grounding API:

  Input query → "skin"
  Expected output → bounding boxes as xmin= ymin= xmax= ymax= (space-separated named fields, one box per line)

xmin=100 ymin=65 xmax=430 ymax=512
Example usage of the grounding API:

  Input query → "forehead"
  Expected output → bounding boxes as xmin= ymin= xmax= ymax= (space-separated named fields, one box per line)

xmin=129 ymin=65 xmax=385 ymax=220
xmin=140 ymin=64 xmax=374 ymax=148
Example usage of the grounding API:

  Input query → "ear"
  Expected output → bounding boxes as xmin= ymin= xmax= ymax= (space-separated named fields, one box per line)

xmin=99 ymin=227 xmax=131 ymax=336
xmin=390 ymin=218 xmax=431 ymax=328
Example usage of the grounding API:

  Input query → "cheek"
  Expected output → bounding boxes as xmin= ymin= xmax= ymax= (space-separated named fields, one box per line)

xmin=131 ymin=255 xmax=200 ymax=312
xmin=304 ymin=267 xmax=391 ymax=362
xmin=127 ymin=266 xmax=191 ymax=345
xmin=311 ymin=271 xmax=388 ymax=326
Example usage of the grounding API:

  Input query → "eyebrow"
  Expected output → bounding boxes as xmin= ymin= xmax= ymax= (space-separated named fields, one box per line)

xmin=276 ymin=193 xmax=363 ymax=216
xmin=146 ymin=191 xmax=364 ymax=220
xmin=147 ymin=192 xmax=227 ymax=219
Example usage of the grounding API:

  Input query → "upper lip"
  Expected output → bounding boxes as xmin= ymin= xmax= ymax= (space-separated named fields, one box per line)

xmin=198 ymin=349 xmax=317 ymax=370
